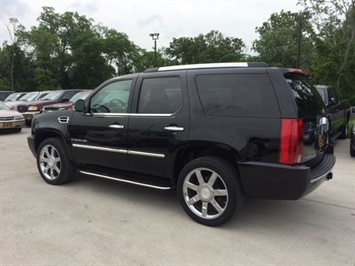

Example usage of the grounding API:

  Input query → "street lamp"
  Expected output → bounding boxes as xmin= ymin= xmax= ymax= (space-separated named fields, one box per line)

xmin=149 ymin=33 xmax=159 ymax=67
xmin=292 ymin=11 xmax=310 ymax=69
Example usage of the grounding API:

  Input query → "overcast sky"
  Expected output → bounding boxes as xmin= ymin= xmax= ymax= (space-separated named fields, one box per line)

xmin=0 ymin=0 xmax=301 ymax=54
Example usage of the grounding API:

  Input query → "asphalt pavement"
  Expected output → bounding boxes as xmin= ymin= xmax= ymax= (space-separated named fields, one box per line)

xmin=1 ymin=127 xmax=354 ymax=265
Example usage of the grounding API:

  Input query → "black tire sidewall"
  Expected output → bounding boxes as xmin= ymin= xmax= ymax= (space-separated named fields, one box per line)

xmin=177 ymin=156 xmax=243 ymax=226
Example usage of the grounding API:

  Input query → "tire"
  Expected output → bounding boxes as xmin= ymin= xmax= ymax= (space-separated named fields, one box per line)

xmin=339 ymin=120 xmax=349 ymax=139
xmin=36 ymin=137 xmax=76 ymax=185
xmin=177 ymin=156 xmax=244 ymax=226
xmin=25 ymin=120 xmax=31 ymax=127
xmin=13 ymin=128 xmax=21 ymax=133
xmin=351 ymin=142 xmax=355 ymax=157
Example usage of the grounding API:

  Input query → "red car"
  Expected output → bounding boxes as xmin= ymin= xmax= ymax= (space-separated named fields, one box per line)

xmin=16 ymin=89 xmax=83 ymax=126
xmin=41 ymin=90 xmax=92 ymax=113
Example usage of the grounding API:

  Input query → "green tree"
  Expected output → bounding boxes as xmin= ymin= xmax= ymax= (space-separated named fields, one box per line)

xmin=14 ymin=7 xmax=142 ymax=90
xmin=165 ymin=31 xmax=245 ymax=64
xmin=298 ymin=0 xmax=355 ymax=102
xmin=252 ymin=10 xmax=315 ymax=69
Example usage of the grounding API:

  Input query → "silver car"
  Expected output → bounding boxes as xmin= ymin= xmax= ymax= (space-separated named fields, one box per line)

xmin=0 ymin=101 xmax=25 ymax=132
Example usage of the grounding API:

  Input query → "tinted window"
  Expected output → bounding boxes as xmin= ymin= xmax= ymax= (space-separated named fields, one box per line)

xmin=138 ymin=77 xmax=182 ymax=114
xmin=195 ymin=74 xmax=280 ymax=117
xmin=90 ymin=80 xmax=132 ymax=113
xmin=63 ymin=91 xmax=79 ymax=100
xmin=286 ymin=74 xmax=324 ymax=118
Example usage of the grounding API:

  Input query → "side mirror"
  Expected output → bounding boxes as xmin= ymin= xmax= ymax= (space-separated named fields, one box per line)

xmin=75 ymin=99 xmax=86 ymax=112
xmin=330 ymin=97 xmax=337 ymax=104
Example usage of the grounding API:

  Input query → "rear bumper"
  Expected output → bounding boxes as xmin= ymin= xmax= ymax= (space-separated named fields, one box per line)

xmin=0 ymin=119 xmax=25 ymax=129
xmin=238 ymin=151 xmax=335 ymax=200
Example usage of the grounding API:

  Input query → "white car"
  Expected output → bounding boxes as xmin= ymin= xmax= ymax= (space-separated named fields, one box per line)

xmin=0 ymin=101 xmax=25 ymax=132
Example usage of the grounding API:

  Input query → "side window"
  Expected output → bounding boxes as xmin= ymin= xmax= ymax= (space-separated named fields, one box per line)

xmin=195 ymin=74 xmax=280 ymax=117
xmin=90 ymin=80 xmax=132 ymax=113
xmin=138 ymin=77 xmax=182 ymax=114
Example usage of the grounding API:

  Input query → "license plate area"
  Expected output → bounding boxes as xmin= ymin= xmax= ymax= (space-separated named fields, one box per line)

xmin=3 ymin=122 xmax=12 ymax=128
xmin=318 ymin=134 xmax=325 ymax=149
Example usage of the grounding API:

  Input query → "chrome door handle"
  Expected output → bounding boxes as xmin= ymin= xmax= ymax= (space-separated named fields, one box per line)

xmin=164 ymin=126 xmax=184 ymax=132
xmin=109 ymin=124 xmax=124 ymax=129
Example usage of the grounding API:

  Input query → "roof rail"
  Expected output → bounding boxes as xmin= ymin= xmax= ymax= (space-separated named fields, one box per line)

xmin=144 ymin=62 xmax=269 ymax=73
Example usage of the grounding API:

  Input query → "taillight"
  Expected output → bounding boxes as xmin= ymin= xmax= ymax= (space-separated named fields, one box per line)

xmin=279 ymin=119 xmax=304 ymax=164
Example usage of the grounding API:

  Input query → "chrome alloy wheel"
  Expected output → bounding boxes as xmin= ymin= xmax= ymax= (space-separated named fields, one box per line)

xmin=39 ymin=144 xmax=61 ymax=180
xmin=182 ymin=168 xmax=229 ymax=219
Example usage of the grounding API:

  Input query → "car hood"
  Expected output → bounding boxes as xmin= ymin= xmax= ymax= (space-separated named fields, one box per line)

xmin=45 ymin=102 xmax=72 ymax=108
xmin=0 ymin=109 xmax=22 ymax=117
xmin=5 ymin=101 xmax=26 ymax=108
xmin=18 ymin=100 xmax=55 ymax=107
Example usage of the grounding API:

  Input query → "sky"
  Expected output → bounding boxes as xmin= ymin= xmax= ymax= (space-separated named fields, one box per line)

xmin=0 ymin=0 xmax=302 ymax=54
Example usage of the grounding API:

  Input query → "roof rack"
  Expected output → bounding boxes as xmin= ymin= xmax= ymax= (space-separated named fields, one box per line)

xmin=144 ymin=62 xmax=269 ymax=73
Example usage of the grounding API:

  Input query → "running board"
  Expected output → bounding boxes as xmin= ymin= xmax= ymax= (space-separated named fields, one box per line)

xmin=79 ymin=170 xmax=174 ymax=190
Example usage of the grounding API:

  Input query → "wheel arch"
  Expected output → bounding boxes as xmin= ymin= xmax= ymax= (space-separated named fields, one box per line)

xmin=33 ymin=129 xmax=75 ymax=161
xmin=173 ymin=143 xmax=240 ymax=184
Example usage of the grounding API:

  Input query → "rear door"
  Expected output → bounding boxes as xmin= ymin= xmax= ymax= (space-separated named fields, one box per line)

xmin=326 ymin=87 xmax=343 ymax=132
xmin=128 ymin=72 xmax=189 ymax=178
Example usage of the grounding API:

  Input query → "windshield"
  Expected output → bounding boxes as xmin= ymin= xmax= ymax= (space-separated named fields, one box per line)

xmin=0 ymin=101 xmax=9 ymax=110
xmin=42 ymin=91 xmax=62 ymax=101
xmin=19 ymin=92 xmax=39 ymax=101
xmin=69 ymin=91 xmax=91 ymax=103
xmin=5 ymin=93 xmax=22 ymax=101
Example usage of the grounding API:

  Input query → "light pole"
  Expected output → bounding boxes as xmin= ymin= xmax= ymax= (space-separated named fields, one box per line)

xmin=149 ymin=33 xmax=159 ymax=67
xmin=292 ymin=11 xmax=310 ymax=69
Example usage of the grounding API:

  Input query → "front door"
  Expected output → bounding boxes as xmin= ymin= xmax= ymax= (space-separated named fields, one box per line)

xmin=69 ymin=79 xmax=134 ymax=171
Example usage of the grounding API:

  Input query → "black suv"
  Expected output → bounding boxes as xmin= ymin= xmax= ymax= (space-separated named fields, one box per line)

xmin=28 ymin=62 xmax=335 ymax=226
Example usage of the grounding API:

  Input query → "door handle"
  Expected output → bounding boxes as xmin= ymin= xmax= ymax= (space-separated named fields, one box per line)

xmin=109 ymin=124 xmax=124 ymax=129
xmin=164 ymin=126 xmax=184 ymax=132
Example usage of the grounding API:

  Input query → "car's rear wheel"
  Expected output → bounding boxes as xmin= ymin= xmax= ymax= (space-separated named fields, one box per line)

xmin=177 ymin=156 xmax=244 ymax=226
xmin=340 ymin=120 xmax=349 ymax=139
xmin=37 ymin=138 xmax=76 ymax=185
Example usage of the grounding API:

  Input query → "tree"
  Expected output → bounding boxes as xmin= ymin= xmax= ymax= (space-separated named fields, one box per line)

xmin=298 ymin=0 xmax=355 ymax=101
xmin=14 ymin=7 xmax=143 ymax=90
xmin=252 ymin=10 xmax=315 ymax=69
xmin=165 ymin=30 xmax=245 ymax=64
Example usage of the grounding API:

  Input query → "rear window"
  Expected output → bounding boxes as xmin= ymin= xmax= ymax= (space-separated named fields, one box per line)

xmin=195 ymin=73 xmax=280 ymax=117
xmin=285 ymin=74 xmax=325 ymax=118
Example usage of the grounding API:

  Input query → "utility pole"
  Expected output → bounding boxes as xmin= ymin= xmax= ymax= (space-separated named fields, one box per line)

xmin=292 ymin=12 xmax=310 ymax=69
xmin=149 ymin=33 xmax=159 ymax=67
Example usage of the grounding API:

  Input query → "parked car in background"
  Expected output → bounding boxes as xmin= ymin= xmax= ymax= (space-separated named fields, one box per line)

xmin=6 ymin=91 xmax=50 ymax=110
xmin=316 ymin=85 xmax=351 ymax=141
xmin=42 ymin=90 xmax=92 ymax=113
xmin=4 ymin=92 xmax=28 ymax=102
xmin=0 ymin=101 xmax=25 ymax=132
xmin=0 ymin=91 xmax=14 ymax=101
xmin=350 ymin=123 xmax=355 ymax=157
xmin=17 ymin=89 xmax=83 ymax=126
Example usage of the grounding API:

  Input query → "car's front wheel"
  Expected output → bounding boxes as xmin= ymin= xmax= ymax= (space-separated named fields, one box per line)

xmin=177 ymin=156 xmax=244 ymax=226
xmin=37 ymin=137 xmax=76 ymax=185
